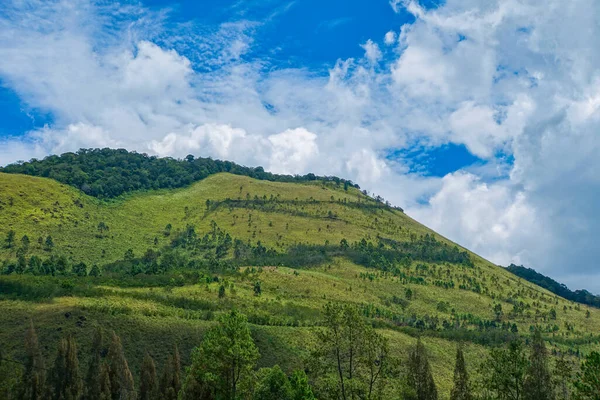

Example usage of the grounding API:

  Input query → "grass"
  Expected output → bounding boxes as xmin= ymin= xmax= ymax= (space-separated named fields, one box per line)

xmin=1 ymin=171 xmax=600 ymax=397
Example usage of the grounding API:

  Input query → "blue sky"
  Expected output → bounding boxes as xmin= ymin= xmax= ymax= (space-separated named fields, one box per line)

xmin=1 ymin=0 xmax=600 ymax=292
xmin=0 ymin=0 xmax=480 ymax=178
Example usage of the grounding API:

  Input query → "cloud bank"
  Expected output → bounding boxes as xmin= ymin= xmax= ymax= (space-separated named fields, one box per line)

xmin=1 ymin=0 xmax=600 ymax=291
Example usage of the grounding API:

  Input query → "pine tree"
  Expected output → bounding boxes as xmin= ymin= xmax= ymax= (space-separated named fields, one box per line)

xmin=49 ymin=335 xmax=82 ymax=400
xmin=159 ymin=344 xmax=181 ymax=400
xmin=107 ymin=331 xmax=135 ymax=400
xmin=574 ymin=351 xmax=600 ymax=400
xmin=99 ymin=362 xmax=112 ymax=400
xmin=20 ymin=320 xmax=46 ymax=400
xmin=552 ymin=353 xmax=572 ymax=400
xmin=406 ymin=338 xmax=438 ymax=400
xmin=523 ymin=330 xmax=554 ymax=400
xmin=450 ymin=345 xmax=471 ymax=400
xmin=289 ymin=370 xmax=315 ymax=400
xmin=138 ymin=353 xmax=159 ymax=400
xmin=85 ymin=327 xmax=104 ymax=400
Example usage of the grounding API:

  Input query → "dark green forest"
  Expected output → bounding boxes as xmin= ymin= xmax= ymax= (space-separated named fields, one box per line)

xmin=0 ymin=148 xmax=360 ymax=199
xmin=507 ymin=264 xmax=600 ymax=308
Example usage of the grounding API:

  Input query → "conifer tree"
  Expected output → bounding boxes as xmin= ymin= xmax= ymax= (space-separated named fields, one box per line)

xmin=574 ymin=351 xmax=600 ymax=400
xmin=523 ymin=330 xmax=554 ymax=400
xmin=450 ymin=345 xmax=471 ymax=400
xmin=138 ymin=353 xmax=159 ymax=400
xmin=406 ymin=338 xmax=438 ymax=400
xmin=107 ymin=331 xmax=135 ymax=400
xmin=160 ymin=344 xmax=181 ymax=400
xmin=20 ymin=320 xmax=46 ymax=400
xmin=49 ymin=335 xmax=82 ymax=400
xmin=85 ymin=327 xmax=104 ymax=400
xmin=552 ymin=353 xmax=573 ymax=400
xmin=99 ymin=362 xmax=112 ymax=400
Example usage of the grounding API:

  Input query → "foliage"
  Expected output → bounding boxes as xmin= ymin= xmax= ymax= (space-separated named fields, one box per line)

xmin=252 ymin=365 xmax=293 ymax=400
xmin=450 ymin=345 xmax=471 ymax=400
xmin=574 ymin=351 xmax=600 ymax=400
xmin=405 ymin=338 xmax=438 ymax=400
xmin=523 ymin=330 xmax=554 ymax=400
xmin=507 ymin=264 xmax=600 ymax=308
xmin=0 ymin=148 xmax=359 ymax=198
xmin=478 ymin=340 xmax=528 ymax=400
xmin=184 ymin=310 xmax=259 ymax=400
xmin=312 ymin=303 xmax=390 ymax=400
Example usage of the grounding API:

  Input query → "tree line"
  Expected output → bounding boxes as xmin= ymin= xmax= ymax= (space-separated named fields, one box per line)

xmin=3 ymin=306 xmax=600 ymax=400
xmin=0 ymin=148 xmax=359 ymax=199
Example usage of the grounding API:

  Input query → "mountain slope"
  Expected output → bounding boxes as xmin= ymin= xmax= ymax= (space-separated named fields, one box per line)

xmin=1 ymin=169 xmax=599 ymax=396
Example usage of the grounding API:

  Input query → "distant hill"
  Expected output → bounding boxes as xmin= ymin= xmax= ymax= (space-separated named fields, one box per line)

xmin=507 ymin=264 xmax=600 ymax=308
xmin=0 ymin=148 xmax=360 ymax=199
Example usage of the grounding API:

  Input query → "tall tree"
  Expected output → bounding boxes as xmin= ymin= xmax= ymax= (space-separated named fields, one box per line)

xmin=49 ymin=335 xmax=82 ymax=400
xmin=406 ymin=338 xmax=438 ymax=400
xmin=138 ymin=353 xmax=159 ymax=400
xmin=107 ymin=331 xmax=135 ymax=400
xmin=20 ymin=320 xmax=46 ymax=400
xmin=85 ymin=328 xmax=104 ymax=400
xmin=523 ymin=330 xmax=554 ymax=400
xmin=573 ymin=351 xmax=600 ymax=400
xmin=552 ymin=354 xmax=573 ymax=400
xmin=183 ymin=310 xmax=259 ymax=400
xmin=99 ymin=362 xmax=112 ymax=400
xmin=479 ymin=340 xmax=528 ymax=400
xmin=159 ymin=344 xmax=181 ymax=400
xmin=450 ymin=345 xmax=471 ymax=400
xmin=312 ymin=303 xmax=389 ymax=400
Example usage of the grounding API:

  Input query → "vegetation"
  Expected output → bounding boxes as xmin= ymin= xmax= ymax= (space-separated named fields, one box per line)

xmin=6 ymin=315 xmax=600 ymax=400
xmin=1 ymin=150 xmax=600 ymax=398
xmin=0 ymin=148 xmax=359 ymax=199
xmin=507 ymin=264 xmax=600 ymax=308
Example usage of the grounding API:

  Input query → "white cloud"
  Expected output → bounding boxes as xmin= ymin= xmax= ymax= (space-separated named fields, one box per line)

xmin=2 ymin=0 xmax=600 ymax=291
xmin=384 ymin=31 xmax=397 ymax=45
xmin=360 ymin=39 xmax=382 ymax=64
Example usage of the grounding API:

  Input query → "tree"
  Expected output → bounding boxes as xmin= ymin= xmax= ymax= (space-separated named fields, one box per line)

xmin=72 ymin=262 xmax=88 ymax=277
xmin=312 ymin=303 xmax=389 ymax=400
xmin=139 ymin=353 xmax=159 ymax=400
xmin=289 ymin=370 xmax=315 ymax=400
xmin=97 ymin=222 xmax=109 ymax=235
xmin=219 ymin=284 xmax=226 ymax=298
xmin=523 ymin=330 xmax=554 ymax=400
xmin=450 ymin=345 xmax=471 ymax=400
xmin=253 ymin=365 xmax=293 ymax=400
xmin=160 ymin=344 xmax=181 ymax=400
xmin=479 ymin=340 xmax=528 ymax=400
xmin=20 ymin=320 xmax=46 ymax=400
xmin=5 ymin=230 xmax=15 ymax=248
xmin=406 ymin=338 xmax=438 ymax=400
xmin=86 ymin=327 xmax=105 ymax=400
xmin=552 ymin=353 xmax=573 ymax=400
xmin=45 ymin=236 xmax=54 ymax=251
xmin=184 ymin=310 xmax=259 ymax=400
xmin=49 ymin=335 xmax=82 ymax=400
xmin=89 ymin=264 xmax=101 ymax=277
xmin=99 ymin=363 xmax=112 ymax=400
xmin=107 ymin=331 xmax=135 ymax=400
xmin=21 ymin=235 xmax=30 ymax=251
xmin=254 ymin=281 xmax=262 ymax=296
xmin=574 ymin=351 xmax=600 ymax=400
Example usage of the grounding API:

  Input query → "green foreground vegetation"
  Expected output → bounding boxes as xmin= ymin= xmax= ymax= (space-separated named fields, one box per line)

xmin=1 ymin=150 xmax=600 ymax=399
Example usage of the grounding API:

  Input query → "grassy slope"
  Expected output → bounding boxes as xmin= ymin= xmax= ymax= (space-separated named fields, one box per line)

xmin=1 ymin=172 xmax=599 ymax=396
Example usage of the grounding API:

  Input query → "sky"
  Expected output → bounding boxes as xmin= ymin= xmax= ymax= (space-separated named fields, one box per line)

xmin=1 ymin=0 xmax=600 ymax=293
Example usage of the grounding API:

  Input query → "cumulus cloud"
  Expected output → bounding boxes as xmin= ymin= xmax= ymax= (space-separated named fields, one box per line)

xmin=1 ymin=0 xmax=600 ymax=291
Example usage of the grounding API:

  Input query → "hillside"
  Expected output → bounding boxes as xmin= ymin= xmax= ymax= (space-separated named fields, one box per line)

xmin=1 ymin=161 xmax=599 ymax=397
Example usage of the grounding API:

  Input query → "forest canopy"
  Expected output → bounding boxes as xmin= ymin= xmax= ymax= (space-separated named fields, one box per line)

xmin=0 ymin=148 xmax=360 ymax=199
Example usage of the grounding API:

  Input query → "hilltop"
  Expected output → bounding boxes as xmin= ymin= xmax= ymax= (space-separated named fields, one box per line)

xmin=1 ymin=150 xmax=599 ymax=398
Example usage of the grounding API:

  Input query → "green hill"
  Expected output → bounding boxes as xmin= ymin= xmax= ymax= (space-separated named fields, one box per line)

xmin=1 ymin=152 xmax=599 ymax=398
